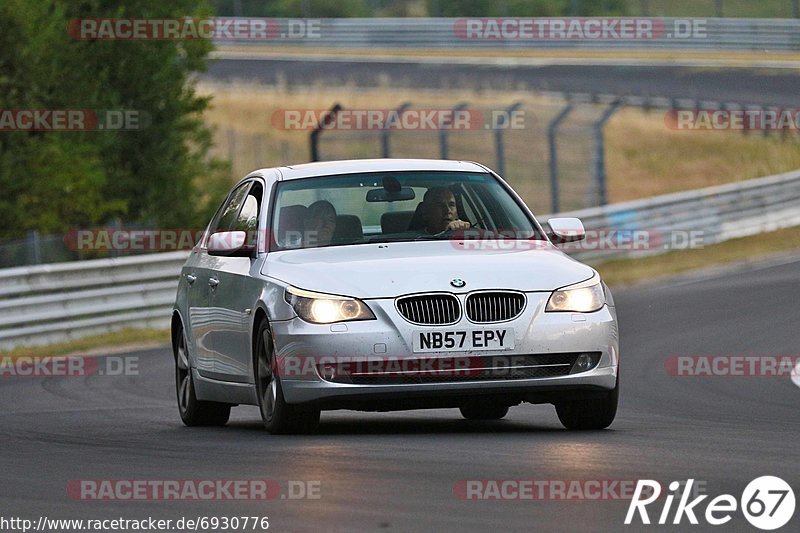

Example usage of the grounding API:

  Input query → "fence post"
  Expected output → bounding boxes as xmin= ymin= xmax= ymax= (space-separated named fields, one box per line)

xmin=226 ymin=129 xmax=237 ymax=166
xmin=547 ymin=100 xmax=574 ymax=213
xmin=381 ymin=102 xmax=412 ymax=158
xmin=253 ymin=133 xmax=265 ymax=169
xmin=309 ymin=103 xmax=342 ymax=162
xmin=494 ymin=102 xmax=522 ymax=177
xmin=439 ymin=102 xmax=468 ymax=160
xmin=592 ymin=99 xmax=622 ymax=207
xmin=27 ymin=230 xmax=42 ymax=265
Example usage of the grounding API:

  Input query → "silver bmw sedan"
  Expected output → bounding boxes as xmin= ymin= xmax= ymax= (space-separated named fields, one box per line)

xmin=172 ymin=159 xmax=619 ymax=433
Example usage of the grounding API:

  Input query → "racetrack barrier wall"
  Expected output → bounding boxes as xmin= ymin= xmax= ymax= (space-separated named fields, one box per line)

xmin=217 ymin=17 xmax=800 ymax=52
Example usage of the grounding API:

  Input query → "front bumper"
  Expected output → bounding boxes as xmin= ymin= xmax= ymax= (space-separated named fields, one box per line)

xmin=271 ymin=293 xmax=618 ymax=408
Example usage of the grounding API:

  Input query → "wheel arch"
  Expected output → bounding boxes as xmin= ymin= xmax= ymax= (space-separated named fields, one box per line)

xmin=171 ymin=310 xmax=184 ymax=355
xmin=251 ymin=305 xmax=271 ymax=380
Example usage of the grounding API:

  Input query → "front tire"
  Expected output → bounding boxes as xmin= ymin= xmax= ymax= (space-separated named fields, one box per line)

xmin=255 ymin=319 xmax=320 ymax=434
xmin=555 ymin=379 xmax=618 ymax=430
xmin=174 ymin=325 xmax=231 ymax=427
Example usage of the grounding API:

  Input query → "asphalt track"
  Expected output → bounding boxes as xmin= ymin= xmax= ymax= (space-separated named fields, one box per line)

xmin=1 ymin=255 xmax=798 ymax=532
xmin=204 ymin=57 xmax=800 ymax=107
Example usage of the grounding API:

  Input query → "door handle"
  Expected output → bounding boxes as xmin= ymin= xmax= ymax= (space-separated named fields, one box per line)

xmin=186 ymin=274 xmax=197 ymax=284
xmin=208 ymin=277 xmax=219 ymax=287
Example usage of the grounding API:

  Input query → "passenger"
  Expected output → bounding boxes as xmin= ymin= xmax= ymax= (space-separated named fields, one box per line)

xmin=421 ymin=187 xmax=470 ymax=234
xmin=304 ymin=200 xmax=337 ymax=247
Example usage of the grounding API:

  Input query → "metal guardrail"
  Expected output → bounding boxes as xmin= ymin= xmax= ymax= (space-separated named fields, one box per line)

xmin=556 ymin=168 xmax=800 ymax=262
xmin=2 ymin=169 xmax=800 ymax=349
xmin=224 ymin=17 xmax=800 ymax=51
xmin=0 ymin=252 xmax=188 ymax=349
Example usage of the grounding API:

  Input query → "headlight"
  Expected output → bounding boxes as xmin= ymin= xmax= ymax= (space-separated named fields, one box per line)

xmin=546 ymin=273 xmax=605 ymax=313
xmin=284 ymin=287 xmax=375 ymax=324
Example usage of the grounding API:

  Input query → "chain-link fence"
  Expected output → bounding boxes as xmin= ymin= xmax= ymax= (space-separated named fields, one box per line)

xmin=0 ymin=232 xmax=80 ymax=269
xmin=0 ymin=225 xmax=163 ymax=269
xmin=309 ymin=97 xmax=620 ymax=215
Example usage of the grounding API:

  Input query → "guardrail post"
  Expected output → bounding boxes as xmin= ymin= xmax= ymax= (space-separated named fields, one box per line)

xmin=548 ymin=100 xmax=574 ymax=213
xmin=763 ymin=106 xmax=774 ymax=138
xmin=494 ymin=102 xmax=522 ymax=177
xmin=381 ymin=102 xmax=411 ymax=158
xmin=439 ymin=102 xmax=468 ymax=160
xmin=309 ymin=103 xmax=342 ymax=162
xmin=591 ymin=99 xmax=622 ymax=207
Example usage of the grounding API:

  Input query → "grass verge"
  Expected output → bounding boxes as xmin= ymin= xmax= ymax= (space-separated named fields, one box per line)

xmin=593 ymin=226 xmax=800 ymax=287
xmin=200 ymin=82 xmax=800 ymax=212
xmin=0 ymin=328 xmax=170 ymax=359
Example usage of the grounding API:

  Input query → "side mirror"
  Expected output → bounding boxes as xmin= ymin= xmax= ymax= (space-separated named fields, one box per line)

xmin=547 ymin=217 xmax=586 ymax=244
xmin=207 ymin=230 xmax=254 ymax=257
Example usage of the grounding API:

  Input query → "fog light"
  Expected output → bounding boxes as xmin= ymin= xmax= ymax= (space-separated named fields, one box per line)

xmin=570 ymin=353 xmax=597 ymax=374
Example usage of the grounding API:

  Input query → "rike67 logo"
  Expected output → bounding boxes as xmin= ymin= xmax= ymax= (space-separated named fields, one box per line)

xmin=625 ymin=477 xmax=795 ymax=530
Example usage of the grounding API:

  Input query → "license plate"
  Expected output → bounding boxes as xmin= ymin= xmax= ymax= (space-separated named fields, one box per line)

xmin=412 ymin=329 xmax=514 ymax=353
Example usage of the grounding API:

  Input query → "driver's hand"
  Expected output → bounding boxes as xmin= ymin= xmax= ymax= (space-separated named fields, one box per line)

xmin=446 ymin=219 xmax=471 ymax=231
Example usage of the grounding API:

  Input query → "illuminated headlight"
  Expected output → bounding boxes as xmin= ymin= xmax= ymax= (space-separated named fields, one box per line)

xmin=284 ymin=287 xmax=375 ymax=324
xmin=545 ymin=273 xmax=605 ymax=313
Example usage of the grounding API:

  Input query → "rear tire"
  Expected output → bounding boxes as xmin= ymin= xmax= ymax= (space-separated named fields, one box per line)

xmin=174 ymin=325 xmax=231 ymax=427
xmin=459 ymin=403 xmax=509 ymax=420
xmin=555 ymin=379 xmax=618 ymax=430
xmin=255 ymin=319 xmax=320 ymax=434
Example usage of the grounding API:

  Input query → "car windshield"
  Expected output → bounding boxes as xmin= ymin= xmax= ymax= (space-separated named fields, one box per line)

xmin=269 ymin=170 xmax=544 ymax=251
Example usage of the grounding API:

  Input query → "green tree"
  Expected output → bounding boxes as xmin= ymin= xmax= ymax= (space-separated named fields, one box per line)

xmin=0 ymin=0 xmax=229 ymax=240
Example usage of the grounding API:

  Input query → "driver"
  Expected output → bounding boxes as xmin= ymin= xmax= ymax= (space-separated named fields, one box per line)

xmin=304 ymin=200 xmax=337 ymax=247
xmin=421 ymin=187 xmax=470 ymax=234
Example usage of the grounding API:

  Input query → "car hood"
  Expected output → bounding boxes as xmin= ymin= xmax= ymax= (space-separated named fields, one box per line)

xmin=263 ymin=241 xmax=595 ymax=299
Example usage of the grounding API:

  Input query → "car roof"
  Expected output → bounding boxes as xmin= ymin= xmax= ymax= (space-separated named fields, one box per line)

xmin=263 ymin=159 xmax=490 ymax=181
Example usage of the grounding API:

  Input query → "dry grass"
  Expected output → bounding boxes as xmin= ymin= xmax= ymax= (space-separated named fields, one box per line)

xmin=594 ymin=226 xmax=800 ymax=287
xmin=200 ymin=81 xmax=800 ymax=211
xmin=606 ymin=108 xmax=800 ymax=202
